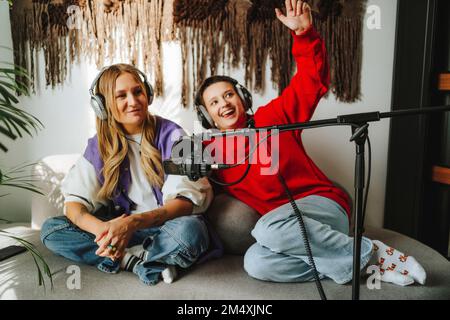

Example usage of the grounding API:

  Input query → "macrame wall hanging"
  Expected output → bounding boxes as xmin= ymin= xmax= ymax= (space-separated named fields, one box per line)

xmin=174 ymin=0 xmax=367 ymax=105
xmin=10 ymin=0 xmax=174 ymax=96
xmin=10 ymin=0 xmax=366 ymax=105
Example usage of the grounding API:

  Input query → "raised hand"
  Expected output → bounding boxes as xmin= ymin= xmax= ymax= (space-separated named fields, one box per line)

xmin=275 ymin=0 xmax=313 ymax=35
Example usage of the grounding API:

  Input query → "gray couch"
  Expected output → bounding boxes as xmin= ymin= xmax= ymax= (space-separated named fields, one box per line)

xmin=0 ymin=155 xmax=449 ymax=300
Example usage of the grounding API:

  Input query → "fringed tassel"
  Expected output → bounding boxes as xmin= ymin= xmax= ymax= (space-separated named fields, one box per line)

xmin=268 ymin=20 xmax=293 ymax=95
xmin=174 ymin=0 xmax=228 ymax=106
xmin=224 ymin=0 xmax=248 ymax=69
xmin=148 ymin=0 xmax=164 ymax=96
xmin=331 ymin=16 xmax=363 ymax=102
xmin=10 ymin=1 xmax=37 ymax=92
xmin=10 ymin=6 xmax=27 ymax=91
xmin=313 ymin=0 xmax=365 ymax=103
xmin=162 ymin=0 xmax=176 ymax=42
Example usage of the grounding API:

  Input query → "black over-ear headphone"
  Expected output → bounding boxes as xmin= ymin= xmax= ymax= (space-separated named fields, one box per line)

xmin=89 ymin=65 xmax=154 ymax=120
xmin=194 ymin=76 xmax=253 ymax=129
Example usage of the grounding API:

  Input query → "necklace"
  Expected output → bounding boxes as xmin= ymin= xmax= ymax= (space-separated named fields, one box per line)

xmin=125 ymin=134 xmax=143 ymax=155
xmin=125 ymin=134 xmax=142 ymax=146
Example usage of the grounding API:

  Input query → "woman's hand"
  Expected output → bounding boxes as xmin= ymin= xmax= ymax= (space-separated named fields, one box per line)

xmin=94 ymin=214 xmax=135 ymax=261
xmin=275 ymin=0 xmax=313 ymax=35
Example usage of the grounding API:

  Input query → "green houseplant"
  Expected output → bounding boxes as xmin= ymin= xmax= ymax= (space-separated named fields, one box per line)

xmin=0 ymin=60 xmax=53 ymax=289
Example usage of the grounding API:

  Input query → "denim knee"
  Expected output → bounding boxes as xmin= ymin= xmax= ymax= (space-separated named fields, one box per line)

xmin=40 ymin=216 xmax=111 ymax=268
xmin=40 ymin=216 xmax=71 ymax=246
xmin=243 ymin=244 xmax=269 ymax=281
xmin=159 ymin=215 xmax=209 ymax=267
xmin=250 ymin=218 xmax=286 ymax=251
xmin=163 ymin=215 xmax=209 ymax=255
xmin=244 ymin=243 xmax=322 ymax=283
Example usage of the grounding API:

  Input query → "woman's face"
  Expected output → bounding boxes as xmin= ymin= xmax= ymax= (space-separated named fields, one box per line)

xmin=202 ymin=81 xmax=247 ymax=130
xmin=113 ymin=72 xmax=148 ymax=135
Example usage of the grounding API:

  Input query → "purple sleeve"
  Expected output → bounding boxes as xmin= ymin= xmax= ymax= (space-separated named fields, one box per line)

xmin=155 ymin=117 xmax=186 ymax=161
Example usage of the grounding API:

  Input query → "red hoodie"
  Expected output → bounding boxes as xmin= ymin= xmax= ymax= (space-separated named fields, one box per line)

xmin=208 ymin=27 xmax=351 ymax=219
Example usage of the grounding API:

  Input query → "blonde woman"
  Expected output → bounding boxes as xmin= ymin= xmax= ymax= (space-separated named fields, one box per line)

xmin=40 ymin=64 xmax=213 ymax=285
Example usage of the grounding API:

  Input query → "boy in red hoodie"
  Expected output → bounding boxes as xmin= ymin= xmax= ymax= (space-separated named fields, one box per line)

xmin=195 ymin=0 xmax=426 ymax=287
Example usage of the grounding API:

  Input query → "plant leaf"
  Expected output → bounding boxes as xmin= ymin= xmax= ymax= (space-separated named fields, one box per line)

xmin=0 ymin=231 xmax=53 ymax=290
xmin=0 ymin=162 xmax=44 ymax=196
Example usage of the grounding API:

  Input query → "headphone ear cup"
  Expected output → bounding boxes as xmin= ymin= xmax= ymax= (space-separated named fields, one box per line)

xmin=90 ymin=94 xmax=108 ymax=120
xmin=194 ymin=88 xmax=212 ymax=129
xmin=144 ymin=82 xmax=154 ymax=105
xmin=196 ymin=105 xmax=215 ymax=129
xmin=235 ymin=84 xmax=253 ymax=111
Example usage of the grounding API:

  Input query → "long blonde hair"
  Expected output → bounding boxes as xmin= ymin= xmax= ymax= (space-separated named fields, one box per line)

xmin=95 ymin=64 xmax=164 ymax=200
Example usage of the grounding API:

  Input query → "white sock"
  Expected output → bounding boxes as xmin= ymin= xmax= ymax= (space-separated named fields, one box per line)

xmin=121 ymin=251 xmax=177 ymax=284
xmin=161 ymin=265 xmax=178 ymax=284
xmin=120 ymin=252 xmax=143 ymax=272
xmin=369 ymin=240 xmax=426 ymax=285
xmin=380 ymin=269 xmax=414 ymax=286
xmin=126 ymin=245 xmax=147 ymax=261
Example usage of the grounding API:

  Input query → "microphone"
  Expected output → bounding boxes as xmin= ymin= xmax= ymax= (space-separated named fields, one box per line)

xmin=163 ymin=135 xmax=231 ymax=181
xmin=163 ymin=160 xmax=228 ymax=181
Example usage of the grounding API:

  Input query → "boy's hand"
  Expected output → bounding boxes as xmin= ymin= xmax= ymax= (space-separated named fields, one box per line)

xmin=275 ymin=0 xmax=313 ymax=35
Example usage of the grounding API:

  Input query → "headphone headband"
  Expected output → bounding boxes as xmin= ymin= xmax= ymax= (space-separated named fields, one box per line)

xmin=89 ymin=66 xmax=109 ymax=96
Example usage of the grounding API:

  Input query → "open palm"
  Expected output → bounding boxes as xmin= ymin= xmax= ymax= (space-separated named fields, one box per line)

xmin=275 ymin=0 xmax=313 ymax=35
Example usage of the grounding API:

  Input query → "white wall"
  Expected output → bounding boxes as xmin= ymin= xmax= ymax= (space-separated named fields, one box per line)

xmin=0 ymin=0 xmax=397 ymax=227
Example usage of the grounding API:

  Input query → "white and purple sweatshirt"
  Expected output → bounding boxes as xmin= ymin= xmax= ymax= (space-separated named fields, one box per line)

xmin=61 ymin=116 xmax=213 ymax=216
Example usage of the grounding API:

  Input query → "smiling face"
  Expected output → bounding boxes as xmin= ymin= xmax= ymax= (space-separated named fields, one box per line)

xmin=202 ymin=81 xmax=247 ymax=130
xmin=113 ymin=72 xmax=148 ymax=135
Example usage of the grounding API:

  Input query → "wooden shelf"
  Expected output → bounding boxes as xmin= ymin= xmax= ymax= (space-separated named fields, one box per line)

xmin=438 ymin=73 xmax=450 ymax=91
xmin=432 ymin=166 xmax=450 ymax=185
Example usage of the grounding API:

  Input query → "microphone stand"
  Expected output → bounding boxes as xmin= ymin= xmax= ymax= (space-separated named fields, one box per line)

xmin=204 ymin=105 xmax=450 ymax=300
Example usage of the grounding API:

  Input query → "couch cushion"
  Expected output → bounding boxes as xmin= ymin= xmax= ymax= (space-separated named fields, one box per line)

xmin=31 ymin=154 xmax=81 ymax=230
xmin=206 ymin=193 xmax=260 ymax=255
xmin=1 ymin=223 xmax=449 ymax=300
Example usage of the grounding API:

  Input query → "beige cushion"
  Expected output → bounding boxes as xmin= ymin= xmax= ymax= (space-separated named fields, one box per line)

xmin=206 ymin=193 xmax=260 ymax=255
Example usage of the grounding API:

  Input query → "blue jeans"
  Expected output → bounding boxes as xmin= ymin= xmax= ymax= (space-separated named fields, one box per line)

xmin=243 ymin=195 xmax=373 ymax=284
xmin=40 ymin=214 xmax=209 ymax=285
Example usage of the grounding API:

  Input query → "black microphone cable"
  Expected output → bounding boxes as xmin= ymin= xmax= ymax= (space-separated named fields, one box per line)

xmin=207 ymin=130 xmax=273 ymax=186
xmin=208 ymin=161 xmax=252 ymax=186
xmin=362 ymin=135 xmax=372 ymax=226
xmin=276 ymin=172 xmax=327 ymax=300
